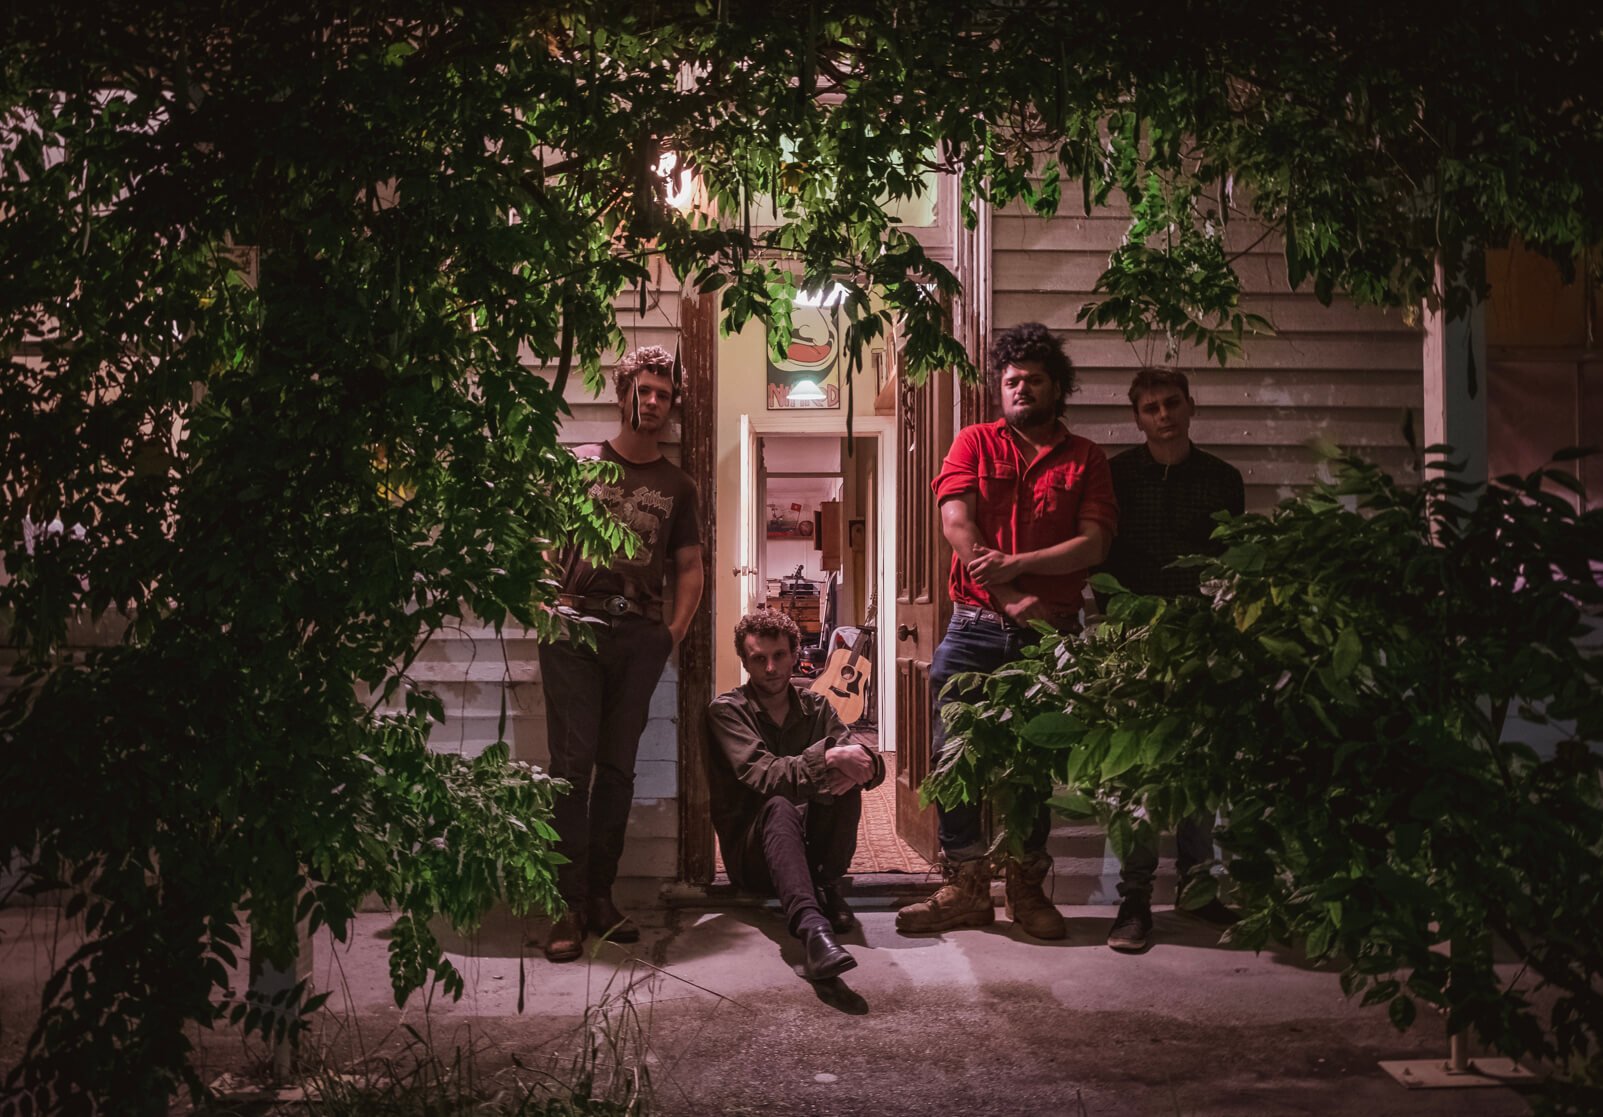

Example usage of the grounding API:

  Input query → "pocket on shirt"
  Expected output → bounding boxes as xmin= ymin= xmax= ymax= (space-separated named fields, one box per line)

xmin=978 ymin=463 xmax=1019 ymax=504
xmin=1040 ymin=465 xmax=1082 ymax=513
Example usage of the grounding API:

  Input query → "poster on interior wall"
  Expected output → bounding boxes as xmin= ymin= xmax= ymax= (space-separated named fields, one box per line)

xmin=767 ymin=304 xmax=843 ymax=409
xmin=766 ymin=500 xmax=816 ymax=539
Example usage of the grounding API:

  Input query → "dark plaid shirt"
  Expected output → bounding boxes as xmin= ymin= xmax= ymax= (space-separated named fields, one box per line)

xmin=1098 ymin=443 xmax=1244 ymax=601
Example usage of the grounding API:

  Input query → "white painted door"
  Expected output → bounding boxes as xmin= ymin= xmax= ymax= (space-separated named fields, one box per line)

xmin=736 ymin=413 xmax=761 ymax=617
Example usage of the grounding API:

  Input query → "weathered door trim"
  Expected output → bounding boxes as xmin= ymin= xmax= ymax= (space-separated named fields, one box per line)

xmin=676 ymin=289 xmax=718 ymax=884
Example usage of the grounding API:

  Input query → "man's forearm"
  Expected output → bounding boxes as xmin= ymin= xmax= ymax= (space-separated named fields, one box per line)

xmin=1010 ymin=530 xmax=1110 ymax=577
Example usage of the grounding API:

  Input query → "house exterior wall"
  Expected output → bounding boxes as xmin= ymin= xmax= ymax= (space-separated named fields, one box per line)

xmin=989 ymin=202 xmax=1426 ymax=510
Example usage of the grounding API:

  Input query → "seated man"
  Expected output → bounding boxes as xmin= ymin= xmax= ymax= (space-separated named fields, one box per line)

xmin=705 ymin=610 xmax=884 ymax=981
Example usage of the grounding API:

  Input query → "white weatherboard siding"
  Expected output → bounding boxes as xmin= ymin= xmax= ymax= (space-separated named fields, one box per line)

xmin=991 ymin=205 xmax=1425 ymax=511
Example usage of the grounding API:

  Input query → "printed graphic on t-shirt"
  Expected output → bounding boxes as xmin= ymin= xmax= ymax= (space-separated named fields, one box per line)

xmin=592 ymin=480 xmax=675 ymax=567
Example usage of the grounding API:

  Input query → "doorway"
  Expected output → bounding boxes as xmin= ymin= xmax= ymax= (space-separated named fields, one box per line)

xmin=715 ymin=420 xmax=933 ymax=877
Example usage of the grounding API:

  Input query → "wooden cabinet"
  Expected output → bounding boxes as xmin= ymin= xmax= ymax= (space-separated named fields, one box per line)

xmin=766 ymin=592 xmax=821 ymax=638
xmin=819 ymin=500 xmax=842 ymax=570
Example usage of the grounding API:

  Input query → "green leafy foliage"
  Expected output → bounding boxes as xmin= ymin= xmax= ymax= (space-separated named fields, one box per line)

xmin=925 ymin=455 xmax=1603 ymax=1109
xmin=4 ymin=3 xmax=1603 ymax=1113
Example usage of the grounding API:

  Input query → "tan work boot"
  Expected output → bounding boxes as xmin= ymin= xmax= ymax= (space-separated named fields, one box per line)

xmin=895 ymin=857 xmax=995 ymax=934
xmin=1004 ymin=851 xmax=1067 ymax=940
xmin=544 ymin=909 xmax=585 ymax=963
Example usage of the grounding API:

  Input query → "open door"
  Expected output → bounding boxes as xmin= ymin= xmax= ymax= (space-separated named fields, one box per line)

xmin=892 ymin=346 xmax=955 ymax=862
xmin=734 ymin=413 xmax=761 ymax=617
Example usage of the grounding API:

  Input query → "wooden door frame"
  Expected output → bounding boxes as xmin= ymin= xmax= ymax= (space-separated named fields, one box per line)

xmin=891 ymin=357 xmax=954 ymax=862
xmin=676 ymin=290 xmax=719 ymax=884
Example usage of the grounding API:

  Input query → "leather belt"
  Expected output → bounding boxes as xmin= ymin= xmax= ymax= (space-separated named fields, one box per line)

xmin=951 ymin=601 xmax=1080 ymax=635
xmin=557 ymin=593 xmax=662 ymax=622
xmin=952 ymin=602 xmax=1016 ymax=629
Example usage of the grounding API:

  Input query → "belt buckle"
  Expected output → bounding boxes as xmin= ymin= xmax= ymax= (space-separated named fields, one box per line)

xmin=602 ymin=595 xmax=632 ymax=617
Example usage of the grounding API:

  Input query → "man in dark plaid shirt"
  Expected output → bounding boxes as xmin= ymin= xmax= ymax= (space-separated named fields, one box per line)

xmin=1098 ymin=368 xmax=1244 ymax=953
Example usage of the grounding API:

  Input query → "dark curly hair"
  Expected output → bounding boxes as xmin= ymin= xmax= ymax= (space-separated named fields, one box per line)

xmin=612 ymin=345 xmax=683 ymax=407
xmin=732 ymin=608 xmax=801 ymax=659
xmin=989 ymin=322 xmax=1075 ymax=414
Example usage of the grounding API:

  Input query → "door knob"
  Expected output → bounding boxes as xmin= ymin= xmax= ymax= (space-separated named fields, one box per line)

xmin=897 ymin=623 xmax=917 ymax=642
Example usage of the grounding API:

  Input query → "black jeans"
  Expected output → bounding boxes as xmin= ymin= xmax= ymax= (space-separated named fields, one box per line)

xmin=537 ymin=615 xmax=674 ymax=905
xmin=1118 ymin=812 xmax=1216 ymax=901
xmin=727 ymin=793 xmax=862 ymax=937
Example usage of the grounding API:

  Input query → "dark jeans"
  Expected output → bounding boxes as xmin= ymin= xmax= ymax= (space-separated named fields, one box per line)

xmin=537 ymin=616 xmax=674 ymax=905
xmin=1118 ymin=812 xmax=1216 ymax=902
xmin=929 ymin=614 xmax=1051 ymax=862
xmin=726 ymin=793 xmax=862 ymax=938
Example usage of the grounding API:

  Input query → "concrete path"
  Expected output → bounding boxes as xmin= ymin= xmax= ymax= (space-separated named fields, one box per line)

xmin=249 ymin=898 xmax=1537 ymax=1117
xmin=0 ymin=897 xmax=1539 ymax=1116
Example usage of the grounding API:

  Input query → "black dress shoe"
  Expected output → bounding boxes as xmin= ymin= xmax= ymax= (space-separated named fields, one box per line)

xmin=585 ymin=894 xmax=641 ymax=944
xmin=815 ymin=882 xmax=858 ymax=934
xmin=801 ymin=927 xmax=857 ymax=981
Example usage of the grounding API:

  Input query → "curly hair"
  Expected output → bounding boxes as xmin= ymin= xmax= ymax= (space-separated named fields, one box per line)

xmin=989 ymin=322 xmax=1075 ymax=413
xmin=1126 ymin=367 xmax=1192 ymax=408
xmin=732 ymin=608 xmax=800 ymax=659
xmin=612 ymin=345 xmax=683 ymax=407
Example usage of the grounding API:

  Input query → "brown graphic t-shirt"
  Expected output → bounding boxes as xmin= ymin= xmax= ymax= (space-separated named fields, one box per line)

xmin=560 ymin=441 xmax=701 ymax=614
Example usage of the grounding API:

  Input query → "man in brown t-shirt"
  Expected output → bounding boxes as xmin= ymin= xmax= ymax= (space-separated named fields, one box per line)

xmin=538 ymin=346 xmax=703 ymax=962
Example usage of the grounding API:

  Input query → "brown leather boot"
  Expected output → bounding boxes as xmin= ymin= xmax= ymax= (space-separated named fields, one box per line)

xmin=544 ymin=909 xmax=585 ymax=963
xmin=1004 ymin=851 xmax=1066 ymax=940
xmin=895 ymin=857 xmax=994 ymax=934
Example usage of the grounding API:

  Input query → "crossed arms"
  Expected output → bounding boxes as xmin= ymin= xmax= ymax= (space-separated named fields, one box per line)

xmin=939 ymin=493 xmax=1111 ymax=624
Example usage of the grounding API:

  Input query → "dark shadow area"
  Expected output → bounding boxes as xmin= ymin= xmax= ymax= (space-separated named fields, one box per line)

xmin=810 ymin=976 xmax=870 ymax=1014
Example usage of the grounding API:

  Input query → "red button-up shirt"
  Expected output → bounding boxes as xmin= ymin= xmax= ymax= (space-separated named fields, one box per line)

xmin=931 ymin=418 xmax=1119 ymax=613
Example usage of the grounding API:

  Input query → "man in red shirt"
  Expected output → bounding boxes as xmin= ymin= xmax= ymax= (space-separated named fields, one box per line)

xmin=896 ymin=323 xmax=1117 ymax=939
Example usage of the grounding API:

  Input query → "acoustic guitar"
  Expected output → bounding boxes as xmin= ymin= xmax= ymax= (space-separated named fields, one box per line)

xmin=809 ymin=598 xmax=876 ymax=725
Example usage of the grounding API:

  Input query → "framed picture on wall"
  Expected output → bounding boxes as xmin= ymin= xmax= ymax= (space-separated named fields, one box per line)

xmin=767 ymin=304 xmax=843 ymax=410
xmin=847 ymin=517 xmax=866 ymax=551
xmin=766 ymin=501 xmax=816 ymax=539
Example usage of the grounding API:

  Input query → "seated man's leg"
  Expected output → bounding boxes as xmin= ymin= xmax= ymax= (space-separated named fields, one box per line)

xmin=733 ymin=798 xmax=829 ymax=936
xmin=732 ymin=798 xmax=855 ymax=979
xmin=806 ymin=790 xmax=862 ymax=933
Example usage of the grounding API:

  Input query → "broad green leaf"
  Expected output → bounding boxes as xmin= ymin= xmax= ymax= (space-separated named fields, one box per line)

xmin=1022 ymin=711 xmax=1085 ymax=749
xmin=1047 ymin=791 xmax=1097 ymax=818
xmin=1234 ymin=599 xmax=1265 ymax=632
xmin=1101 ymin=728 xmax=1141 ymax=779
xmin=1332 ymin=626 xmax=1361 ymax=679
